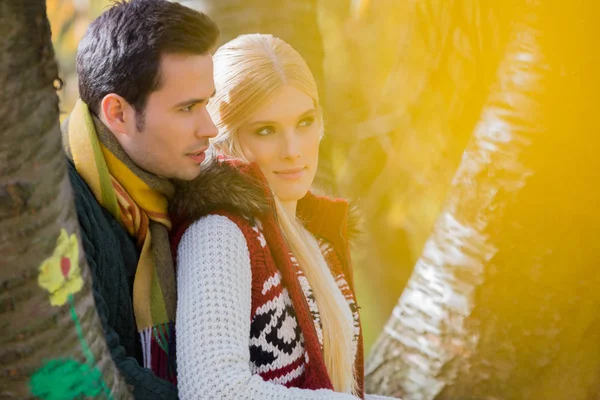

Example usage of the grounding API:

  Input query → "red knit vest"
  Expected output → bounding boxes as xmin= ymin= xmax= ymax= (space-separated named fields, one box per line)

xmin=170 ymin=163 xmax=365 ymax=398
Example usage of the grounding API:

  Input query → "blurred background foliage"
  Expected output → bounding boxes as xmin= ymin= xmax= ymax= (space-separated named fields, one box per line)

xmin=46 ymin=0 xmax=506 ymax=353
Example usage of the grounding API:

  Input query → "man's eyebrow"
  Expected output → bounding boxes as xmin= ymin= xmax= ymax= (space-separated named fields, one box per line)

xmin=246 ymin=108 xmax=316 ymax=126
xmin=173 ymin=90 xmax=216 ymax=108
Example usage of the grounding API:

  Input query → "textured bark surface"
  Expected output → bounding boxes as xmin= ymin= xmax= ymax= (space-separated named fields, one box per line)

xmin=339 ymin=0 xmax=518 ymax=347
xmin=365 ymin=1 xmax=600 ymax=399
xmin=0 ymin=1 xmax=131 ymax=398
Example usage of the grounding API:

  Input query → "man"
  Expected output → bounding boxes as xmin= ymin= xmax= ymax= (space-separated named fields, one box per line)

xmin=63 ymin=1 xmax=219 ymax=397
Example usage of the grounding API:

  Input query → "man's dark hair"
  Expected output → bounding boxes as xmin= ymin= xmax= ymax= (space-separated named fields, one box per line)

xmin=76 ymin=0 xmax=219 ymax=128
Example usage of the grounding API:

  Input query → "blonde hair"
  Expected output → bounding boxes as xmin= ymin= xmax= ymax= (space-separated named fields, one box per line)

xmin=208 ymin=34 xmax=357 ymax=394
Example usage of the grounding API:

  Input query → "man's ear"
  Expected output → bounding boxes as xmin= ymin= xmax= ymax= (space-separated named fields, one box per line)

xmin=100 ymin=93 xmax=134 ymax=136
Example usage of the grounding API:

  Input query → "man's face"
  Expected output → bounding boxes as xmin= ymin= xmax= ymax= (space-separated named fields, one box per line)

xmin=120 ymin=53 xmax=217 ymax=180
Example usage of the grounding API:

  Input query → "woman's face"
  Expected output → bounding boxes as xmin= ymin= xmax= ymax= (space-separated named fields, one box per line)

xmin=237 ymin=85 xmax=321 ymax=203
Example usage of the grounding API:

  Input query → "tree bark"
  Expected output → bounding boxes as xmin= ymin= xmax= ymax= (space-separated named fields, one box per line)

xmin=365 ymin=1 xmax=600 ymax=399
xmin=0 ymin=1 xmax=131 ymax=398
xmin=336 ymin=0 xmax=517 ymax=346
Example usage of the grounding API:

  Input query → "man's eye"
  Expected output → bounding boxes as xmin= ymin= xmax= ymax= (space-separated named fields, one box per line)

xmin=255 ymin=126 xmax=275 ymax=136
xmin=298 ymin=117 xmax=315 ymax=128
xmin=181 ymin=104 xmax=196 ymax=112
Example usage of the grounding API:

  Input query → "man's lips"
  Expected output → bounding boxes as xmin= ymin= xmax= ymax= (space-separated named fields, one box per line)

xmin=187 ymin=147 xmax=208 ymax=163
xmin=274 ymin=166 xmax=306 ymax=180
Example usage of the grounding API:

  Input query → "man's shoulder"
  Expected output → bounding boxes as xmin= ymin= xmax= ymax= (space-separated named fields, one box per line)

xmin=66 ymin=159 xmax=107 ymax=228
xmin=66 ymin=159 xmax=130 ymax=240
xmin=66 ymin=158 xmax=139 ymax=265
xmin=66 ymin=160 xmax=106 ymax=222
xmin=66 ymin=159 xmax=94 ymax=204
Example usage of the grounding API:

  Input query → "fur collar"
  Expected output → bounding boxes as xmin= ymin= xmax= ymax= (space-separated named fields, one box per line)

xmin=170 ymin=158 xmax=270 ymax=222
xmin=170 ymin=158 xmax=360 ymax=246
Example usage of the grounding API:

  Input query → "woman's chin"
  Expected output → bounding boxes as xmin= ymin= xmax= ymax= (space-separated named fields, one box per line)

xmin=274 ymin=185 xmax=310 ymax=204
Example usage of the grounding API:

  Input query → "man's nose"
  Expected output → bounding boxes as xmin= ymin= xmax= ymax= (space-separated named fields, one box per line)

xmin=195 ymin=107 xmax=218 ymax=139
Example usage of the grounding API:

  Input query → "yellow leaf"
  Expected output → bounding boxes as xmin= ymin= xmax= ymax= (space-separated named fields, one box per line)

xmin=38 ymin=229 xmax=84 ymax=306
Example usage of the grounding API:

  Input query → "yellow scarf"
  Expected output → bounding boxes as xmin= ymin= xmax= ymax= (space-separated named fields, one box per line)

xmin=64 ymin=100 xmax=176 ymax=372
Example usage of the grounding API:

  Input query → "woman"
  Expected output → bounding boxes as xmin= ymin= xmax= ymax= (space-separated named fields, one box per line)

xmin=171 ymin=34 xmax=397 ymax=400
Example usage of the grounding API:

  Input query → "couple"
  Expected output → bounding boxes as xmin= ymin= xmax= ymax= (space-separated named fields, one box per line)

xmin=65 ymin=1 xmax=395 ymax=399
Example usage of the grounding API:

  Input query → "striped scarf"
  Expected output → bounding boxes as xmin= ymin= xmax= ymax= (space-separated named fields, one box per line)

xmin=63 ymin=99 xmax=177 ymax=382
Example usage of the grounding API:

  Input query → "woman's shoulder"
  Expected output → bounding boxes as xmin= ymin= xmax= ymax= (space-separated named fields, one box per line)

xmin=177 ymin=214 xmax=271 ymax=277
xmin=182 ymin=213 xmax=265 ymax=246
xmin=298 ymin=192 xmax=361 ymax=247
xmin=183 ymin=213 xmax=248 ymax=238
xmin=177 ymin=215 xmax=251 ymax=265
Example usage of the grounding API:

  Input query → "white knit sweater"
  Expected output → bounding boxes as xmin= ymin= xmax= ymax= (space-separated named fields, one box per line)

xmin=176 ymin=214 xmax=399 ymax=400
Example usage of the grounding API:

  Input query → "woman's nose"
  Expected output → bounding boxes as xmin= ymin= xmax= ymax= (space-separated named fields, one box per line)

xmin=281 ymin=131 xmax=301 ymax=160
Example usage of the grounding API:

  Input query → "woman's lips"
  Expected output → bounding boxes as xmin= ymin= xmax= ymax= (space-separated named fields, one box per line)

xmin=274 ymin=167 xmax=306 ymax=181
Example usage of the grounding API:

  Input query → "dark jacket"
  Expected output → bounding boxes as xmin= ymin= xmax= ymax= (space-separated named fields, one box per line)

xmin=67 ymin=160 xmax=178 ymax=399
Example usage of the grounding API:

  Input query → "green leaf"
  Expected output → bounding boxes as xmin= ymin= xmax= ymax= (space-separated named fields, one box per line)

xmin=30 ymin=358 xmax=111 ymax=400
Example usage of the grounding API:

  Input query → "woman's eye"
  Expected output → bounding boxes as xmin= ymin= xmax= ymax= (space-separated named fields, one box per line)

xmin=298 ymin=116 xmax=315 ymax=128
xmin=255 ymin=126 xmax=275 ymax=136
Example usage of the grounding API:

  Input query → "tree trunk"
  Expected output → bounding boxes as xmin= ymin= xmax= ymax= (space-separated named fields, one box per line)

xmin=0 ymin=1 xmax=131 ymax=398
xmin=335 ymin=0 xmax=518 ymax=348
xmin=178 ymin=0 xmax=337 ymax=194
xmin=365 ymin=1 xmax=600 ymax=399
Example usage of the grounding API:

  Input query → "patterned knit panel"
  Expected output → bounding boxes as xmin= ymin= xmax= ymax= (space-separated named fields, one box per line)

xmin=318 ymin=239 xmax=362 ymax=359
xmin=245 ymin=220 xmax=309 ymax=387
xmin=295 ymin=264 xmax=324 ymax=347
xmin=251 ymin=223 xmax=362 ymax=375
xmin=237 ymin=217 xmax=361 ymax=389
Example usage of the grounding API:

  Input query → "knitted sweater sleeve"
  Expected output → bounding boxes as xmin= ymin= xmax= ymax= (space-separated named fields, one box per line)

xmin=176 ymin=215 xmax=361 ymax=400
